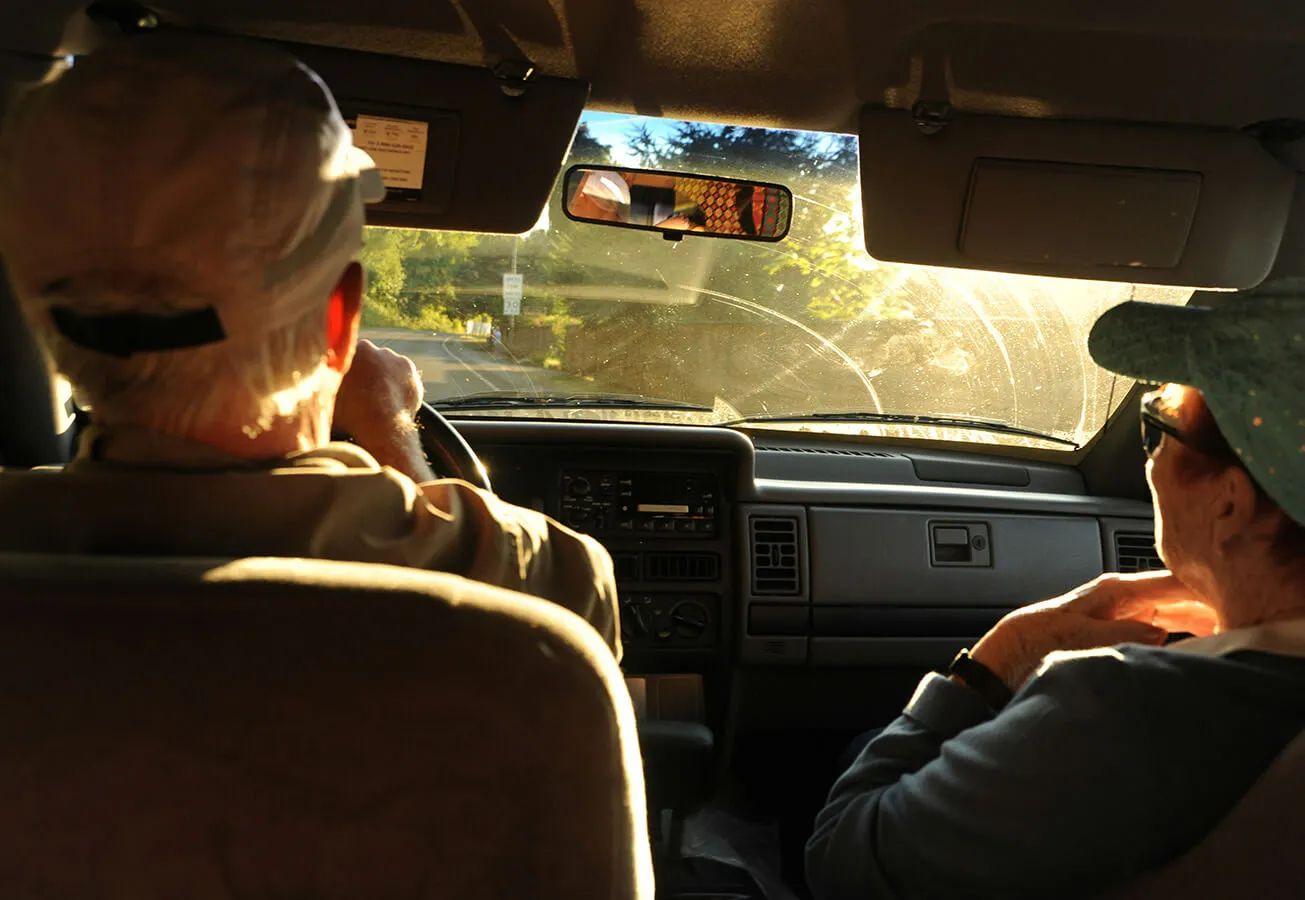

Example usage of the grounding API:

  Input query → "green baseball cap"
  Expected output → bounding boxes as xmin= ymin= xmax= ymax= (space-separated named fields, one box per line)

xmin=1088 ymin=278 xmax=1305 ymax=527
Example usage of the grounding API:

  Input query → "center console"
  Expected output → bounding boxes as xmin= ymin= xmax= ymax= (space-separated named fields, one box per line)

xmin=442 ymin=422 xmax=766 ymax=900
xmin=553 ymin=468 xmax=731 ymax=666
xmin=454 ymin=421 xmax=750 ymax=731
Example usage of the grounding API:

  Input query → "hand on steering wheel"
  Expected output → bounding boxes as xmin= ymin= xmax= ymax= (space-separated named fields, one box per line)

xmin=415 ymin=402 xmax=491 ymax=491
xmin=332 ymin=340 xmax=491 ymax=492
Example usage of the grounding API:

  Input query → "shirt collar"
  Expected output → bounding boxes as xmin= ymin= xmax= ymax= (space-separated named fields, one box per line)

xmin=70 ymin=423 xmax=381 ymax=473
xmin=1168 ymin=618 xmax=1305 ymax=661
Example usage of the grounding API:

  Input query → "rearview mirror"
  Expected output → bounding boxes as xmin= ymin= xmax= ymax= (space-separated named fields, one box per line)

xmin=562 ymin=165 xmax=793 ymax=242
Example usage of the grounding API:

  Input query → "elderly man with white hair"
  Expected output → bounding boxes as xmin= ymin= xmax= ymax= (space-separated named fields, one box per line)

xmin=0 ymin=33 xmax=619 ymax=657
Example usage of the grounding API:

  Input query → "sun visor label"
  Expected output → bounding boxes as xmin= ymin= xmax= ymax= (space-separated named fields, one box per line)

xmin=351 ymin=114 xmax=430 ymax=191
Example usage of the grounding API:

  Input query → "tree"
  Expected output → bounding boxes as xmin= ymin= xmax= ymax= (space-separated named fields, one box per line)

xmin=358 ymin=227 xmax=481 ymax=331
xmin=567 ymin=124 xmax=613 ymax=165
xmin=618 ymin=120 xmax=910 ymax=325
xmin=766 ymin=189 xmax=917 ymax=323
xmin=628 ymin=121 xmax=856 ymax=200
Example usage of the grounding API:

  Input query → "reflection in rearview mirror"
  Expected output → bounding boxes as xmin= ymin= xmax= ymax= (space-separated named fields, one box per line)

xmin=563 ymin=165 xmax=793 ymax=242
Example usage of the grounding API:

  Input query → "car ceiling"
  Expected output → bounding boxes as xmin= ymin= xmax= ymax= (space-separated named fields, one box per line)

xmin=6 ymin=1 xmax=1305 ymax=136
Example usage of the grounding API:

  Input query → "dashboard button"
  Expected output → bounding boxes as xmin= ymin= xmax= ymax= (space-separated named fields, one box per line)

xmin=655 ymin=518 xmax=676 ymax=533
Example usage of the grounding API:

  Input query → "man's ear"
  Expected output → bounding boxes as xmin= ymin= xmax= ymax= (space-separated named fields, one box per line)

xmin=1211 ymin=464 xmax=1276 ymax=548
xmin=325 ymin=262 xmax=363 ymax=374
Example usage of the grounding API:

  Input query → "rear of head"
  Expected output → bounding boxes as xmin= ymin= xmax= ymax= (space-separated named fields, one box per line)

xmin=0 ymin=32 xmax=382 ymax=450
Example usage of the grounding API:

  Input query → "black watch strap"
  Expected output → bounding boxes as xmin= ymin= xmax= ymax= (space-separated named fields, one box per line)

xmin=947 ymin=648 xmax=1014 ymax=711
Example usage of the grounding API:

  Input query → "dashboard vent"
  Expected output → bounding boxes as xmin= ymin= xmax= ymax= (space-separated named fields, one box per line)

xmin=1115 ymin=531 xmax=1164 ymax=573
xmin=765 ymin=446 xmax=899 ymax=459
xmin=750 ymin=516 xmax=801 ymax=595
xmin=611 ymin=553 xmax=641 ymax=582
xmin=645 ymin=552 xmax=720 ymax=581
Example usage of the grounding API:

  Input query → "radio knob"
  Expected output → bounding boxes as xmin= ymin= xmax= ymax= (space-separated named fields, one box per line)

xmin=670 ymin=601 xmax=710 ymax=641
xmin=568 ymin=476 xmax=592 ymax=497
xmin=620 ymin=598 xmax=651 ymax=639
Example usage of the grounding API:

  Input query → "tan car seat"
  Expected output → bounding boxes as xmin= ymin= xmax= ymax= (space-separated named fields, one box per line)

xmin=0 ymin=553 xmax=653 ymax=900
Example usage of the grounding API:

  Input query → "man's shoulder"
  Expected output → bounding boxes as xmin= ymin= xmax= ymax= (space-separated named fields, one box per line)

xmin=282 ymin=442 xmax=384 ymax=473
xmin=1038 ymin=642 xmax=1228 ymax=689
xmin=1030 ymin=641 xmax=1305 ymax=716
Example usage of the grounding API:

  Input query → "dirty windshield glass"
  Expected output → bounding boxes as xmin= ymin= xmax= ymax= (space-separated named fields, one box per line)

xmin=361 ymin=112 xmax=1192 ymax=449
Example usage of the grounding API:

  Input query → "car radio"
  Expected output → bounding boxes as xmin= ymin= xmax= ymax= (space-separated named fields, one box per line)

xmin=560 ymin=470 xmax=719 ymax=536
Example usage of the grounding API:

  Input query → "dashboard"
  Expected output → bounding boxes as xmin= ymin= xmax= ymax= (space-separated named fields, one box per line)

xmin=461 ymin=423 xmax=747 ymax=724
xmin=451 ymin=418 xmax=1160 ymax=732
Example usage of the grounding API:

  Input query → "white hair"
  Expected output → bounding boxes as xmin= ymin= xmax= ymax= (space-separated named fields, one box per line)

xmin=27 ymin=280 xmax=336 ymax=439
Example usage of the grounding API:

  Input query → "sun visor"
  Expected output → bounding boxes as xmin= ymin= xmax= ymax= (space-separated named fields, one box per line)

xmin=858 ymin=109 xmax=1295 ymax=289
xmin=280 ymin=40 xmax=587 ymax=234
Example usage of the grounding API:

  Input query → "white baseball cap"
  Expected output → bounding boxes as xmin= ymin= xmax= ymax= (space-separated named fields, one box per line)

xmin=0 ymin=32 xmax=385 ymax=358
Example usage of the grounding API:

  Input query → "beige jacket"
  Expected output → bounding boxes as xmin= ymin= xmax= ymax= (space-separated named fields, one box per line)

xmin=0 ymin=425 xmax=620 ymax=659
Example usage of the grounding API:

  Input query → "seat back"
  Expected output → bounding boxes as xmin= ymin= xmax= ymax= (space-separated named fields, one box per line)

xmin=1104 ymin=727 xmax=1305 ymax=899
xmin=0 ymin=553 xmax=652 ymax=899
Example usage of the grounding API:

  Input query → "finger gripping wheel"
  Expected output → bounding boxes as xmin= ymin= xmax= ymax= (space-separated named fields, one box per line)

xmin=416 ymin=402 xmax=491 ymax=492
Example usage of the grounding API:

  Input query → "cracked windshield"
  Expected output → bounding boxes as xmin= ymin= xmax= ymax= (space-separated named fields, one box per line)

xmin=362 ymin=112 xmax=1192 ymax=449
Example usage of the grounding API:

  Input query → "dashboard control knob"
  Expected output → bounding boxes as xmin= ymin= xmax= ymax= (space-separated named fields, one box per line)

xmin=568 ymin=476 xmax=592 ymax=497
xmin=620 ymin=597 xmax=651 ymax=639
xmin=670 ymin=601 xmax=710 ymax=640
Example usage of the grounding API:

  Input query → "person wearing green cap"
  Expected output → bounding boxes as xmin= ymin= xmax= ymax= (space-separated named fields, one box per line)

xmin=806 ymin=282 xmax=1305 ymax=900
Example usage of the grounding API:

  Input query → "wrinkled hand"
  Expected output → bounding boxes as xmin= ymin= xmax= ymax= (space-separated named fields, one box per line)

xmin=333 ymin=339 xmax=423 ymax=436
xmin=971 ymin=572 xmax=1219 ymax=692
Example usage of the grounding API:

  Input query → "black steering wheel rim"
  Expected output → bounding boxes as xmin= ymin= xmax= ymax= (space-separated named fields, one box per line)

xmin=416 ymin=402 xmax=491 ymax=492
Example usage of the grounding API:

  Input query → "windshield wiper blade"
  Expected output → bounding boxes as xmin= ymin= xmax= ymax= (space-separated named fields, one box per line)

xmin=433 ymin=392 xmax=714 ymax=412
xmin=722 ymin=411 xmax=1080 ymax=448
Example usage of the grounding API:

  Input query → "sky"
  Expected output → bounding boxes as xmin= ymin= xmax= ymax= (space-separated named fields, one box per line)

xmin=575 ymin=111 xmax=679 ymax=165
xmin=577 ymin=109 xmax=856 ymax=168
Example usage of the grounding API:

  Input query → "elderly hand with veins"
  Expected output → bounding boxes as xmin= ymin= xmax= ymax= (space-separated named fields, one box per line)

xmin=970 ymin=571 xmax=1220 ymax=692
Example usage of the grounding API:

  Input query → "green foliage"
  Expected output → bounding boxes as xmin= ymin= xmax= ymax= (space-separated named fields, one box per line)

xmin=355 ymin=118 xmax=910 ymax=344
xmin=358 ymin=227 xmax=480 ymax=331
xmin=622 ymin=120 xmax=910 ymax=325
xmin=767 ymin=200 xmax=916 ymax=323
xmin=525 ymin=295 xmax=579 ymax=362
xmin=629 ymin=121 xmax=856 ymax=196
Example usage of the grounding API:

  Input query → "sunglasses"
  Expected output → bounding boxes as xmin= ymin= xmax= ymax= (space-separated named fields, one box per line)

xmin=1139 ymin=396 xmax=1188 ymax=459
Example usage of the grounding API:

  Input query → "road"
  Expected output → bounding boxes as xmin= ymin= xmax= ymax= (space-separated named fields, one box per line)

xmin=360 ymin=328 xmax=602 ymax=400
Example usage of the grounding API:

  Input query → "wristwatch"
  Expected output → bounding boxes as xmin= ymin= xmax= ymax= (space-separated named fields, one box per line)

xmin=947 ymin=648 xmax=1014 ymax=711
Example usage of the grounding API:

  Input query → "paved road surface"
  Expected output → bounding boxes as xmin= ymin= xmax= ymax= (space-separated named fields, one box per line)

xmin=361 ymin=328 xmax=600 ymax=400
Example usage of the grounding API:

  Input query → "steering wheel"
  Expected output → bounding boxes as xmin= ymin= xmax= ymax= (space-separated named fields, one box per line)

xmin=332 ymin=403 xmax=491 ymax=492
xmin=416 ymin=402 xmax=492 ymax=492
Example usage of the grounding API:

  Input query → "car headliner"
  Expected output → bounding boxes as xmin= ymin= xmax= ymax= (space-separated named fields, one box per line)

xmin=5 ymin=0 xmax=1305 ymax=136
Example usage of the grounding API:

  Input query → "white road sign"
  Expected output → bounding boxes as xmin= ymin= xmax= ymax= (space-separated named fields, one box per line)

xmin=502 ymin=273 xmax=523 ymax=316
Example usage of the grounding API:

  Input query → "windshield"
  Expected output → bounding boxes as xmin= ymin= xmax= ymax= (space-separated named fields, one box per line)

xmin=362 ymin=112 xmax=1191 ymax=449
